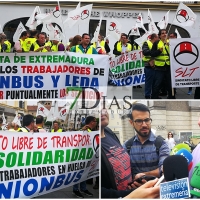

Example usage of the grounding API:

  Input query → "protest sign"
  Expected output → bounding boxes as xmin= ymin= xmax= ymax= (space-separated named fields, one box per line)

xmin=0 ymin=52 xmax=109 ymax=100
xmin=109 ymin=50 xmax=145 ymax=86
xmin=160 ymin=178 xmax=190 ymax=199
xmin=0 ymin=131 xmax=99 ymax=198
xmin=170 ymin=38 xmax=200 ymax=88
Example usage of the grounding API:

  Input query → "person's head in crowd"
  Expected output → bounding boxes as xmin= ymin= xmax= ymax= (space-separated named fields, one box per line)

xmin=33 ymin=124 xmax=39 ymax=132
xmin=29 ymin=30 xmax=38 ymax=38
xmin=0 ymin=118 xmax=3 ymax=126
xmin=70 ymin=35 xmax=81 ymax=47
xmin=167 ymin=132 xmax=173 ymax=139
xmin=20 ymin=31 xmax=28 ymax=40
xmin=37 ymin=32 xmax=46 ymax=45
xmin=14 ymin=123 xmax=19 ymax=131
xmin=52 ymin=39 xmax=60 ymax=45
xmin=150 ymin=33 xmax=159 ymax=43
xmin=69 ymin=37 xmax=73 ymax=43
xmin=36 ymin=115 xmax=44 ymax=126
xmin=81 ymin=33 xmax=90 ymax=46
xmin=7 ymin=122 xmax=15 ymax=130
xmin=53 ymin=121 xmax=60 ymax=132
xmin=0 ymin=33 xmax=6 ymax=45
xmin=169 ymin=32 xmax=177 ymax=39
xmin=98 ymin=34 xmax=103 ymax=42
xmin=129 ymin=103 xmax=152 ymax=139
xmin=85 ymin=116 xmax=97 ymax=130
xmin=158 ymin=29 xmax=167 ymax=41
xmin=22 ymin=114 xmax=35 ymax=130
xmin=121 ymin=34 xmax=128 ymax=44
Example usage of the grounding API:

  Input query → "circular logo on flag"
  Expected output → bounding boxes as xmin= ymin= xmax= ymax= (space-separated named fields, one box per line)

xmin=108 ymin=22 xmax=117 ymax=31
xmin=60 ymin=109 xmax=67 ymax=117
xmin=81 ymin=9 xmax=89 ymax=20
xmin=173 ymin=41 xmax=199 ymax=66
xmin=93 ymin=134 xmax=99 ymax=158
xmin=176 ymin=9 xmax=189 ymax=23
xmin=38 ymin=107 xmax=44 ymax=113
xmin=53 ymin=6 xmax=60 ymax=18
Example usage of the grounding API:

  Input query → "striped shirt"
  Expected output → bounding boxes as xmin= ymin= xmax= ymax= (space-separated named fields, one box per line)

xmin=123 ymin=132 xmax=170 ymax=178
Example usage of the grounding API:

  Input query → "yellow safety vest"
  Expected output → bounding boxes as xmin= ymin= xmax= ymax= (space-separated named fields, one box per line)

xmin=142 ymin=40 xmax=153 ymax=62
xmin=0 ymin=44 xmax=2 ymax=52
xmin=18 ymin=127 xmax=29 ymax=132
xmin=19 ymin=39 xmax=29 ymax=52
xmin=51 ymin=129 xmax=63 ymax=132
xmin=134 ymin=45 xmax=141 ymax=50
xmin=25 ymin=38 xmax=36 ymax=51
xmin=117 ymin=42 xmax=132 ymax=52
xmin=154 ymin=40 xmax=170 ymax=66
xmin=32 ymin=41 xmax=48 ymax=52
xmin=51 ymin=42 xmax=61 ymax=52
xmin=75 ymin=45 xmax=93 ymax=54
xmin=4 ymin=40 xmax=11 ymax=52
xmin=92 ymin=41 xmax=106 ymax=52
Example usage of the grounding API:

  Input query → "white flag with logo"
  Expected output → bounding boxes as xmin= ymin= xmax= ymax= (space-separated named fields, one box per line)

xmin=107 ymin=18 xmax=122 ymax=41
xmin=57 ymin=106 xmax=68 ymax=121
xmin=2 ymin=113 xmax=7 ymax=130
xmin=134 ymin=31 xmax=151 ymax=48
xmin=129 ymin=24 xmax=140 ymax=36
xmin=25 ymin=6 xmax=42 ymax=30
xmin=175 ymin=29 xmax=181 ymax=38
xmin=12 ymin=112 xmax=22 ymax=127
xmin=41 ymin=22 xmax=54 ymax=37
xmin=136 ymin=13 xmax=147 ymax=33
xmin=36 ymin=103 xmax=50 ymax=117
xmin=91 ymin=17 xmax=102 ymax=43
xmin=148 ymin=9 xmax=159 ymax=34
xmin=64 ymin=4 xmax=93 ymax=28
xmin=46 ymin=101 xmax=59 ymax=122
xmin=172 ymin=2 xmax=196 ymax=27
xmin=157 ymin=10 xmax=170 ymax=29
xmin=13 ymin=22 xmax=26 ymax=42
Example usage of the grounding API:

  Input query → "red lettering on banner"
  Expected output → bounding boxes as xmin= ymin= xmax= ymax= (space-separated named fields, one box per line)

xmin=12 ymin=136 xmax=33 ymax=150
xmin=130 ymin=53 xmax=137 ymax=60
xmin=117 ymin=55 xmax=129 ymax=65
xmin=0 ymin=91 xmax=3 ymax=99
xmin=175 ymin=67 xmax=199 ymax=77
xmin=37 ymin=137 xmax=47 ymax=149
xmin=0 ymin=135 xmax=8 ymax=150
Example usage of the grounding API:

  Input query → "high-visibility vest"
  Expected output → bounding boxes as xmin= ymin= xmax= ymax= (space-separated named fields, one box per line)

xmin=4 ymin=40 xmax=11 ymax=52
xmin=25 ymin=38 xmax=36 ymax=51
xmin=0 ymin=44 xmax=2 ymax=52
xmin=18 ymin=127 xmax=29 ymax=132
xmin=19 ymin=39 xmax=29 ymax=52
xmin=51 ymin=42 xmax=61 ymax=52
xmin=133 ymin=44 xmax=141 ymax=50
xmin=32 ymin=41 xmax=48 ymax=52
xmin=51 ymin=128 xmax=63 ymax=132
xmin=92 ymin=41 xmax=106 ymax=53
xmin=117 ymin=42 xmax=132 ymax=52
xmin=45 ymin=41 xmax=52 ymax=47
xmin=154 ymin=40 xmax=170 ymax=66
xmin=75 ymin=45 xmax=93 ymax=54
xmin=142 ymin=40 xmax=153 ymax=62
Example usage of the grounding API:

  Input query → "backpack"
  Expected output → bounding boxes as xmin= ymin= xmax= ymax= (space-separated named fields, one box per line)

xmin=125 ymin=135 xmax=165 ymax=155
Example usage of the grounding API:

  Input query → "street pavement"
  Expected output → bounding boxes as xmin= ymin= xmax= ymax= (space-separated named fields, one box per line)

xmin=132 ymin=86 xmax=195 ymax=99
xmin=34 ymin=181 xmax=99 ymax=199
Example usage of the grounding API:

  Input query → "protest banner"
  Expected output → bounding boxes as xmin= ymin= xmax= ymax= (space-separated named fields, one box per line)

xmin=0 ymin=52 xmax=109 ymax=100
xmin=109 ymin=50 xmax=145 ymax=86
xmin=170 ymin=38 xmax=200 ymax=88
xmin=0 ymin=131 xmax=99 ymax=198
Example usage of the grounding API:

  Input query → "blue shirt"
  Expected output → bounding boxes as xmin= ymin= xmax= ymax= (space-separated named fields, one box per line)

xmin=123 ymin=132 xmax=170 ymax=177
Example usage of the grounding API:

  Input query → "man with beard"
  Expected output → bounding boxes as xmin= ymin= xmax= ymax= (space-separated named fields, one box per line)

xmin=123 ymin=103 xmax=169 ymax=180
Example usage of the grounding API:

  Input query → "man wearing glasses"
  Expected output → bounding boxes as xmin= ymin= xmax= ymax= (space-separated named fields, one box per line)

xmin=150 ymin=29 xmax=175 ymax=99
xmin=123 ymin=103 xmax=169 ymax=185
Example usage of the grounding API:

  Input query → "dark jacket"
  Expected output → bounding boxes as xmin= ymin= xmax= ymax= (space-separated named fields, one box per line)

xmin=142 ymin=41 xmax=153 ymax=67
xmin=150 ymin=40 xmax=163 ymax=57
xmin=101 ymin=127 xmax=133 ymax=198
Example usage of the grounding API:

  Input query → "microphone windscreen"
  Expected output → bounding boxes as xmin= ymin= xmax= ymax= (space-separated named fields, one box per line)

xmin=170 ymin=143 xmax=191 ymax=155
xmin=163 ymin=155 xmax=188 ymax=181
xmin=176 ymin=149 xmax=193 ymax=164
xmin=190 ymin=163 xmax=200 ymax=197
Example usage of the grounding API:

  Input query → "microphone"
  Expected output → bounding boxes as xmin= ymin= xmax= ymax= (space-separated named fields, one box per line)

xmin=163 ymin=155 xmax=188 ymax=181
xmin=190 ymin=163 xmax=200 ymax=197
xmin=170 ymin=143 xmax=191 ymax=155
xmin=175 ymin=149 xmax=193 ymax=164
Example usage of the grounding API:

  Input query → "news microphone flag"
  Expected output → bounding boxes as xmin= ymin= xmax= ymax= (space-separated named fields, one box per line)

xmin=175 ymin=149 xmax=193 ymax=164
xmin=190 ymin=163 xmax=200 ymax=197
xmin=171 ymin=143 xmax=191 ymax=155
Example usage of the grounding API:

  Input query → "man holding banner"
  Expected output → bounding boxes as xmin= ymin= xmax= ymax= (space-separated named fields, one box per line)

xmin=151 ymin=29 xmax=175 ymax=99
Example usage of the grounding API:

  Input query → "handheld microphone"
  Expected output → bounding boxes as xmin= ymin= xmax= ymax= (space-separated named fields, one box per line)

xmin=190 ymin=163 xmax=200 ymax=197
xmin=175 ymin=149 xmax=193 ymax=164
xmin=170 ymin=143 xmax=191 ymax=155
xmin=163 ymin=155 xmax=188 ymax=181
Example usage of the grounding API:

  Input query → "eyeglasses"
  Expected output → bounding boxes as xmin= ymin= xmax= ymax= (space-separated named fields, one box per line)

xmin=133 ymin=118 xmax=152 ymax=126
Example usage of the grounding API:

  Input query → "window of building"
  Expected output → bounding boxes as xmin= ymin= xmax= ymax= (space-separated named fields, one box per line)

xmin=89 ymin=19 xmax=107 ymax=39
